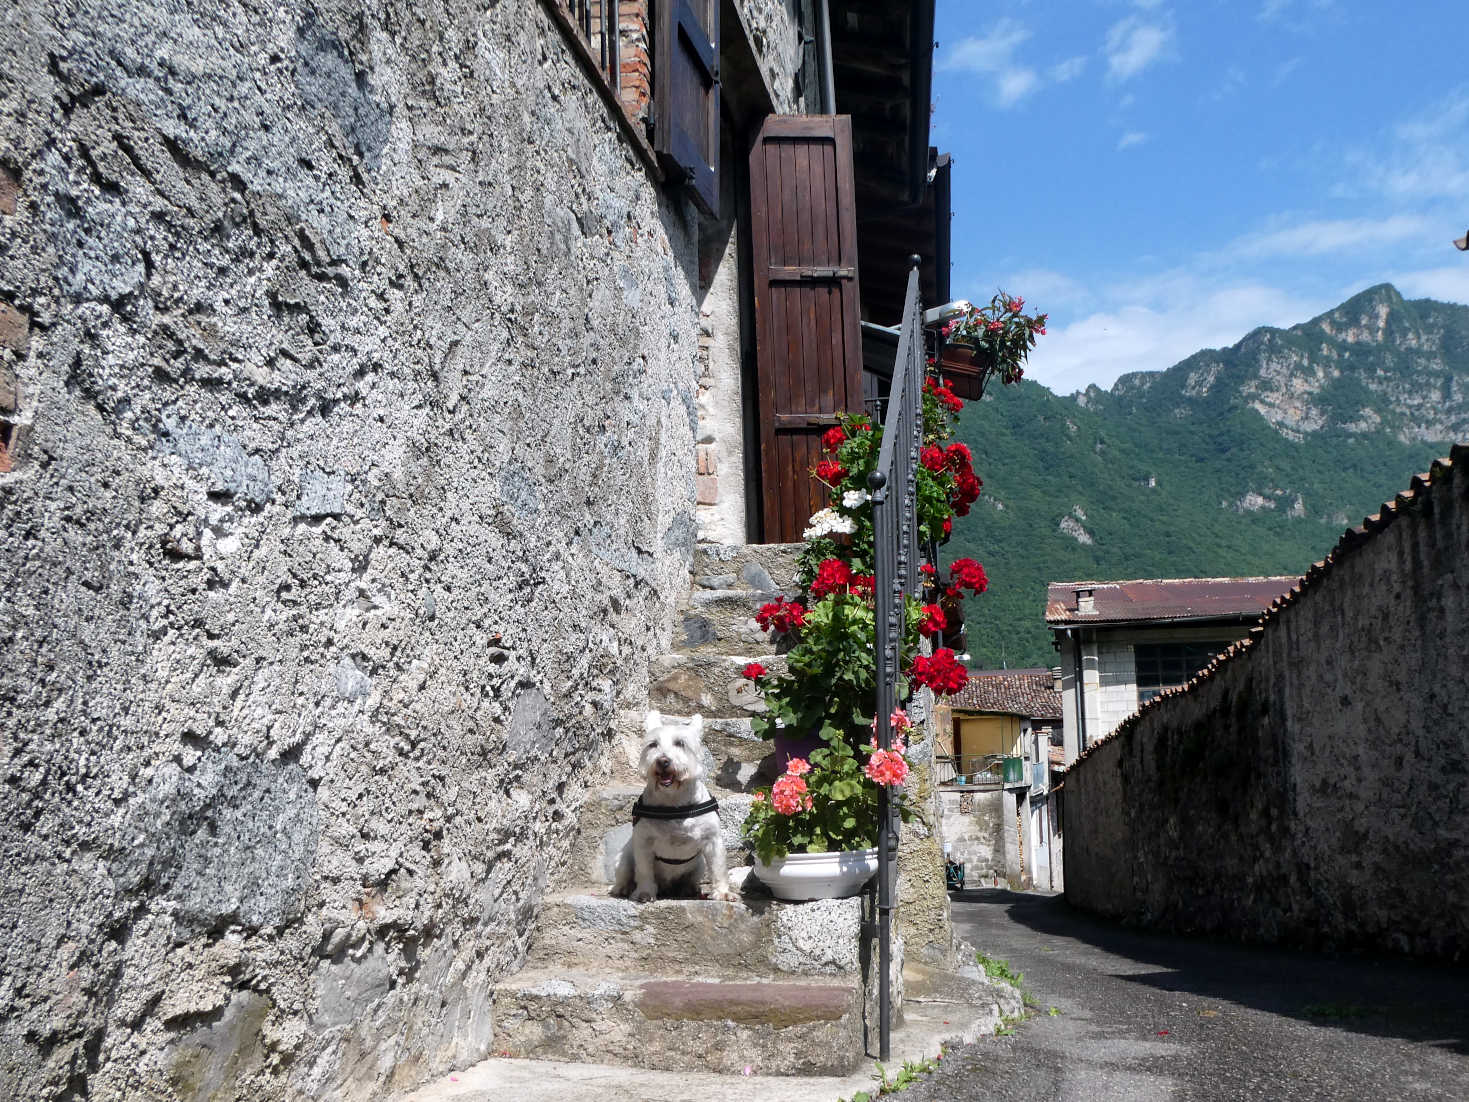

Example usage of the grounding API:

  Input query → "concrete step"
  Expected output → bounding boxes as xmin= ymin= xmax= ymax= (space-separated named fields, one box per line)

xmin=677 ymin=589 xmax=789 ymax=655
xmin=490 ymin=966 xmax=867 ymax=1076
xmin=610 ymin=712 xmax=776 ymax=791
xmin=562 ymin=786 xmax=756 ymax=888
xmin=648 ymin=653 xmax=787 ymax=719
xmin=526 ymin=890 xmax=866 ymax=979
xmin=692 ymin=543 xmax=803 ymax=593
xmin=406 ymin=959 xmax=1019 ymax=1102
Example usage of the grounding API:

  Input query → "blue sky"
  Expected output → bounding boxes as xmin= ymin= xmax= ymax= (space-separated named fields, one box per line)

xmin=932 ymin=0 xmax=1469 ymax=394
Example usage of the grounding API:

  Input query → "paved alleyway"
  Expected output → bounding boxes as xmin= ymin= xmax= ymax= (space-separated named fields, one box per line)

xmin=897 ymin=890 xmax=1469 ymax=1102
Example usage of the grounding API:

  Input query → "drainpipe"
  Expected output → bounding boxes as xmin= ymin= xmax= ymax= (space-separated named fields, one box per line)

xmin=815 ymin=0 xmax=836 ymax=113
xmin=1071 ymin=629 xmax=1089 ymax=755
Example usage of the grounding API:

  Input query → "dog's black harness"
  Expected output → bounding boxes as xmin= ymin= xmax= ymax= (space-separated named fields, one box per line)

xmin=631 ymin=796 xmax=720 ymax=865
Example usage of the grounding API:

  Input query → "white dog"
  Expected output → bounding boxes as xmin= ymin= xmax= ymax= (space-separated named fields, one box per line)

xmin=610 ymin=711 xmax=738 ymax=903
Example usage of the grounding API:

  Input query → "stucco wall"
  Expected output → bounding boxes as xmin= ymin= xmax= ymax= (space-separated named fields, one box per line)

xmin=0 ymin=1 xmax=775 ymax=1096
xmin=1063 ymin=448 xmax=1469 ymax=958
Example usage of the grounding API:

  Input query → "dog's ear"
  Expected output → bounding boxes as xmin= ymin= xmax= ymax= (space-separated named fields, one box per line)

xmin=644 ymin=709 xmax=662 ymax=734
xmin=687 ymin=714 xmax=704 ymax=739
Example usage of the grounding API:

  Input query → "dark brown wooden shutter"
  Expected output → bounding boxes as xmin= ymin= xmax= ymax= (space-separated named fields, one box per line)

xmin=748 ymin=115 xmax=864 ymax=543
xmin=655 ymin=0 xmax=720 ymax=216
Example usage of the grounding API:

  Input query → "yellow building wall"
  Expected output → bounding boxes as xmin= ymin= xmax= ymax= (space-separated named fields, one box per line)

xmin=955 ymin=714 xmax=1021 ymax=762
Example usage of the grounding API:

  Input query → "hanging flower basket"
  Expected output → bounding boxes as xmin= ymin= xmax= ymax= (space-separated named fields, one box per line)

xmin=936 ymin=344 xmax=996 ymax=401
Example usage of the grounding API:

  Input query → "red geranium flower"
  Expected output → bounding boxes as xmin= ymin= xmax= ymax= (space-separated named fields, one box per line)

xmin=814 ymin=459 xmax=847 ymax=485
xmin=911 ymin=648 xmax=968 ymax=696
xmin=949 ymin=558 xmax=989 ymax=595
xmin=755 ymin=598 xmax=807 ymax=634
xmin=918 ymin=603 xmax=947 ymax=638
xmin=743 ymin=662 xmax=767 ymax=680
xmin=942 ymin=516 xmax=952 ymax=536
xmin=809 ymin=557 xmax=855 ymax=600
xmin=920 ymin=445 xmax=946 ymax=472
xmin=822 ymin=425 xmax=847 ymax=453
xmin=944 ymin=442 xmax=972 ymax=472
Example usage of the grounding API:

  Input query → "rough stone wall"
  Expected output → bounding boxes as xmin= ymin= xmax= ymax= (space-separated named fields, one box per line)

xmin=1063 ymin=447 xmax=1469 ymax=958
xmin=733 ymin=0 xmax=806 ymax=115
xmin=894 ymin=703 xmax=954 ymax=967
xmin=937 ymin=789 xmax=1004 ymax=886
xmin=0 ymin=2 xmax=710 ymax=1098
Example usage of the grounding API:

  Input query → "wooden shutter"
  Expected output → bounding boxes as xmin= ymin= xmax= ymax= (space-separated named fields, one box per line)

xmin=748 ymin=115 xmax=864 ymax=543
xmin=655 ymin=0 xmax=720 ymax=216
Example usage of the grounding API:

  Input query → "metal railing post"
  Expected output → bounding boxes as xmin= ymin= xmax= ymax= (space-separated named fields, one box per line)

xmin=867 ymin=255 xmax=925 ymax=1063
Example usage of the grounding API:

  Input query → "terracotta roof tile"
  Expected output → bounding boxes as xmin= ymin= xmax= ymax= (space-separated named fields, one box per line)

xmin=949 ymin=668 xmax=1062 ymax=720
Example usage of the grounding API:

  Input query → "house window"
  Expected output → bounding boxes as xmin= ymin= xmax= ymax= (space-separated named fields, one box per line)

xmin=1134 ymin=642 xmax=1224 ymax=704
xmin=550 ymin=1 xmax=623 ymax=103
xmin=541 ymin=0 xmax=719 ymax=215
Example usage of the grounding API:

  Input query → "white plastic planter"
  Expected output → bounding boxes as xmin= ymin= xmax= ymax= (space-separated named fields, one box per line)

xmin=751 ymin=847 xmax=880 ymax=901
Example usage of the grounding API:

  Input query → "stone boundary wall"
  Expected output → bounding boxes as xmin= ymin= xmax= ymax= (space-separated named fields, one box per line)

xmin=0 ymin=1 xmax=814 ymax=1098
xmin=1063 ymin=445 xmax=1469 ymax=959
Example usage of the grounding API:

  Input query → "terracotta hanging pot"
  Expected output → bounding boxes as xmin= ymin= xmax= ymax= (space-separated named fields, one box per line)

xmin=937 ymin=344 xmax=997 ymax=401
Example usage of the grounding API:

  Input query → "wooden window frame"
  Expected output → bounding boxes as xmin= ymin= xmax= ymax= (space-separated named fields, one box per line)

xmin=538 ymin=0 xmax=663 ymax=180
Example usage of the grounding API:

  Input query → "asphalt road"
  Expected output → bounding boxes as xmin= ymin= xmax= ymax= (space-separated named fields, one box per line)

xmin=897 ymin=890 xmax=1469 ymax=1102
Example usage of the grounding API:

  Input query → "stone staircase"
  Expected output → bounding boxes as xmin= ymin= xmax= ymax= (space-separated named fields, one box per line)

xmin=492 ymin=543 xmax=910 ymax=1076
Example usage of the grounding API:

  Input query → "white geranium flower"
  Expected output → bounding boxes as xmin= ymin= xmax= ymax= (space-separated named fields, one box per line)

xmin=842 ymin=489 xmax=870 ymax=509
xmin=802 ymin=507 xmax=857 ymax=540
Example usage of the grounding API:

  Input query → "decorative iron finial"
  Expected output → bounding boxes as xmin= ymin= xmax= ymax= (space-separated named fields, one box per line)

xmin=909 ymin=254 xmax=922 ymax=270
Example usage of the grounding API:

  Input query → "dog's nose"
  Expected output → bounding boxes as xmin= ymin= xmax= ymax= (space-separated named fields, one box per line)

xmin=655 ymin=755 xmax=671 ymax=769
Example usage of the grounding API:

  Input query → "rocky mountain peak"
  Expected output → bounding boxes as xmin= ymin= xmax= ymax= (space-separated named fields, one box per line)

xmin=1097 ymin=284 xmax=1469 ymax=445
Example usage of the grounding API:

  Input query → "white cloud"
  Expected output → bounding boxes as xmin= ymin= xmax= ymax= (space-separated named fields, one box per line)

xmin=1258 ymin=0 xmax=1336 ymax=26
xmin=1022 ymin=283 xmax=1325 ymax=394
xmin=996 ymin=268 xmax=1093 ymax=313
xmin=1384 ymin=266 xmax=1469 ymax=307
xmin=1335 ymin=87 xmax=1469 ymax=202
xmin=1221 ymin=214 xmax=1436 ymax=261
xmin=1209 ymin=65 xmax=1247 ymax=101
xmin=1272 ymin=56 xmax=1302 ymax=85
xmin=942 ymin=20 xmax=1030 ymax=72
xmin=940 ymin=19 xmax=1045 ymax=109
xmin=1104 ymin=16 xmax=1174 ymax=82
xmin=1050 ymin=56 xmax=1087 ymax=83
xmin=996 ymin=68 xmax=1041 ymax=107
xmin=1117 ymin=130 xmax=1149 ymax=151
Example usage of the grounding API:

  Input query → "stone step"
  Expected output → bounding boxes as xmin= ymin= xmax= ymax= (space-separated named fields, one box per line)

xmin=692 ymin=543 xmax=803 ymax=593
xmin=610 ymin=712 xmax=776 ymax=792
xmin=491 ymin=966 xmax=867 ymax=1076
xmin=677 ymin=589 xmax=789 ymax=655
xmin=562 ymin=786 xmax=756 ymax=888
xmin=526 ymin=890 xmax=866 ymax=979
xmin=648 ymin=653 xmax=786 ymax=720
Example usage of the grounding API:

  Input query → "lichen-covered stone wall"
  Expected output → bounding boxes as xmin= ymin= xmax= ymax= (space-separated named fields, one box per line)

xmin=1062 ymin=447 xmax=1469 ymax=959
xmin=0 ymin=1 xmax=721 ymax=1096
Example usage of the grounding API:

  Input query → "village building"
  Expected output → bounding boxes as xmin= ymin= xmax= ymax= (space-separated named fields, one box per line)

xmin=1045 ymin=576 xmax=1298 ymax=766
xmin=934 ymin=669 xmax=1063 ymax=891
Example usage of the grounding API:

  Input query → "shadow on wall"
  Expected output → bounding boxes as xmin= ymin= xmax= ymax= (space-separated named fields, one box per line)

xmin=966 ymin=889 xmax=1469 ymax=1057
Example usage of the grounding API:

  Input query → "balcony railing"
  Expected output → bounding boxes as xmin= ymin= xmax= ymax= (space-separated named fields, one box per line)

xmin=868 ymin=256 xmax=925 ymax=1062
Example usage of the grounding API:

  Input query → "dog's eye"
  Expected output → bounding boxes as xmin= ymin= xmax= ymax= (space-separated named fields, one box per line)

xmin=674 ymin=738 xmax=686 ymax=749
xmin=645 ymin=741 xmax=658 ymax=750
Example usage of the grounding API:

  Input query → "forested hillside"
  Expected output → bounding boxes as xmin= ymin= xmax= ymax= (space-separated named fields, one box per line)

xmin=945 ymin=284 xmax=1468 ymax=669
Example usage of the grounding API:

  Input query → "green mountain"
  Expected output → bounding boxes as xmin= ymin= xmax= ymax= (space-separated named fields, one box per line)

xmin=946 ymin=283 xmax=1469 ymax=670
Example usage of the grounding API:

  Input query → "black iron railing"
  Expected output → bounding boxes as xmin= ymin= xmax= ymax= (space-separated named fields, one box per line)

xmin=558 ymin=0 xmax=620 ymax=91
xmin=866 ymin=256 xmax=926 ymax=1061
